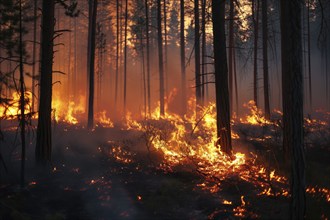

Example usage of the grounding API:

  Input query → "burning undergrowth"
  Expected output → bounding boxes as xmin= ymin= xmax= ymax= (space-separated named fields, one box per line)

xmin=95 ymin=100 xmax=330 ymax=218
xmin=1 ymin=97 xmax=330 ymax=218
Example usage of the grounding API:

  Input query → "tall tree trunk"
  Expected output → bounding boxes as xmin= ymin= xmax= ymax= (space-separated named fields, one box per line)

xmin=19 ymin=0 xmax=26 ymax=187
xmin=307 ymin=0 xmax=312 ymax=112
xmin=68 ymin=18 xmax=72 ymax=99
xmin=163 ymin=0 xmax=168 ymax=98
xmin=233 ymin=47 xmax=239 ymax=115
xmin=262 ymin=0 xmax=270 ymax=119
xmin=141 ymin=35 xmax=147 ymax=116
xmin=35 ymin=0 xmax=55 ymax=165
xmin=73 ymin=16 xmax=77 ymax=98
xmin=115 ymin=0 xmax=119 ymax=109
xmin=145 ymin=0 xmax=151 ymax=115
xmin=201 ymin=0 xmax=206 ymax=103
xmin=32 ymin=0 xmax=38 ymax=113
xmin=157 ymin=0 xmax=165 ymax=116
xmin=212 ymin=0 xmax=232 ymax=155
xmin=280 ymin=0 xmax=306 ymax=218
xmin=180 ymin=0 xmax=186 ymax=115
xmin=87 ymin=0 xmax=98 ymax=129
xmin=194 ymin=0 xmax=201 ymax=107
xmin=252 ymin=0 xmax=259 ymax=107
xmin=123 ymin=0 xmax=128 ymax=113
xmin=228 ymin=0 xmax=234 ymax=111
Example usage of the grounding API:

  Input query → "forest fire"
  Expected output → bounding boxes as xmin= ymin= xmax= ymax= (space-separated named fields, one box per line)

xmin=1 ymin=0 xmax=330 ymax=218
xmin=0 ymin=92 xmax=33 ymax=119
xmin=239 ymin=100 xmax=272 ymax=125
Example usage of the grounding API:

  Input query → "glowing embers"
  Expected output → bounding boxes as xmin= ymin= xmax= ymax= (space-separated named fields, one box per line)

xmin=233 ymin=196 xmax=246 ymax=217
xmin=307 ymin=186 xmax=330 ymax=203
xmin=105 ymin=142 xmax=135 ymax=164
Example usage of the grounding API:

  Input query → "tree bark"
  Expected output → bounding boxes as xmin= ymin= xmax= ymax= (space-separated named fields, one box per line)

xmin=19 ymin=0 xmax=26 ymax=187
xmin=157 ymin=0 xmax=165 ymax=116
xmin=252 ymin=0 xmax=259 ymax=107
xmin=194 ymin=0 xmax=201 ymax=107
xmin=123 ymin=0 xmax=128 ymax=113
xmin=180 ymin=0 xmax=186 ymax=115
xmin=212 ymin=0 xmax=232 ymax=155
xmin=228 ymin=0 xmax=234 ymax=111
xmin=307 ymin=0 xmax=312 ymax=112
xmin=201 ymin=0 xmax=206 ymax=103
xmin=262 ymin=0 xmax=270 ymax=119
xmin=32 ymin=0 xmax=38 ymax=113
xmin=163 ymin=0 xmax=168 ymax=98
xmin=35 ymin=0 xmax=55 ymax=165
xmin=145 ymin=0 xmax=151 ymax=115
xmin=280 ymin=0 xmax=306 ymax=218
xmin=115 ymin=0 xmax=119 ymax=109
xmin=87 ymin=0 xmax=98 ymax=129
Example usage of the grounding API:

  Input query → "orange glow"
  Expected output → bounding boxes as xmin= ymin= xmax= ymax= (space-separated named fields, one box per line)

xmin=239 ymin=100 xmax=271 ymax=125
xmin=0 ymin=91 xmax=33 ymax=119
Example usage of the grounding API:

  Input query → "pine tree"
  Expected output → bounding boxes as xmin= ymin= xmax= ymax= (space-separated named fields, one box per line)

xmin=212 ymin=0 xmax=232 ymax=155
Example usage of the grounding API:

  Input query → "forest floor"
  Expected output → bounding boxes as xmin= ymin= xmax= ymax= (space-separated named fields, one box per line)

xmin=0 ymin=118 xmax=329 ymax=220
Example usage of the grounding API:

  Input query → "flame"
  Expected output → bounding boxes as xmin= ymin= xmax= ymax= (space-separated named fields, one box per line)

xmin=96 ymin=111 xmax=114 ymax=127
xmin=52 ymin=93 xmax=85 ymax=124
xmin=122 ymin=99 xmax=289 ymax=200
xmin=239 ymin=100 xmax=271 ymax=125
xmin=0 ymin=91 xmax=33 ymax=119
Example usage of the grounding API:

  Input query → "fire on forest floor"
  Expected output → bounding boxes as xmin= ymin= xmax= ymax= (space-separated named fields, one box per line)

xmin=1 ymin=95 xmax=330 ymax=218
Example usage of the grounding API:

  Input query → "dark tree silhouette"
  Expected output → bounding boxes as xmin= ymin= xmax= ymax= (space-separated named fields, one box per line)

xmin=87 ymin=0 xmax=98 ymax=129
xmin=180 ymin=0 xmax=186 ymax=115
xmin=194 ymin=0 xmax=201 ymax=107
xmin=157 ymin=0 xmax=165 ymax=116
xmin=36 ymin=0 xmax=55 ymax=165
xmin=262 ymin=0 xmax=270 ymax=119
xmin=228 ymin=0 xmax=234 ymax=111
xmin=212 ymin=0 xmax=232 ymax=155
xmin=280 ymin=0 xmax=306 ymax=218
xmin=19 ymin=0 xmax=26 ymax=187
xmin=145 ymin=0 xmax=151 ymax=115
xmin=252 ymin=0 xmax=260 ymax=107
xmin=123 ymin=0 xmax=128 ymax=113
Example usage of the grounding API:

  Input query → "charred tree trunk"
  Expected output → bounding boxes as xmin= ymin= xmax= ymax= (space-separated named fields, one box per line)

xmin=123 ymin=0 xmax=128 ymax=113
xmin=262 ymin=0 xmax=270 ymax=119
xmin=157 ymin=0 xmax=165 ymax=116
xmin=233 ymin=46 xmax=239 ymax=115
xmin=252 ymin=0 xmax=259 ymax=107
xmin=19 ymin=0 xmax=26 ymax=187
xmin=201 ymin=0 xmax=206 ymax=103
xmin=180 ymin=0 xmax=186 ymax=115
xmin=87 ymin=0 xmax=98 ymax=129
xmin=280 ymin=0 xmax=306 ymax=218
xmin=212 ymin=0 xmax=232 ymax=155
xmin=145 ymin=0 xmax=151 ymax=115
xmin=115 ymin=0 xmax=119 ymax=109
xmin=163 ymin=0 xmax=168 ymax=98
xmin=73 ymin=16 xmax=77 ymax=98
xmin=32 ymin=0 xmax=38 ymax=113
xmin=228 ymin=0 xmax=234 ymax=111
xmin=35 ymin=0 xmax=55 ymax=165
xmin=307 ymin=0 xmax=312 ymax=112
xmin=194 ymin=0 xmax=202 ymax=107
